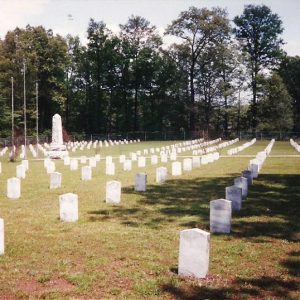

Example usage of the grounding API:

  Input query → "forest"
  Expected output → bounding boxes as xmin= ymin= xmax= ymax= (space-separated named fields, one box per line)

xmin=0 ymin=4 xmax=299 ymax=139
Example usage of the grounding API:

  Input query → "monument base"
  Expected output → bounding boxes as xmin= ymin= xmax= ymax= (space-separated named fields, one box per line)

xmin=47 ymin=144 xmax=68 ymax=159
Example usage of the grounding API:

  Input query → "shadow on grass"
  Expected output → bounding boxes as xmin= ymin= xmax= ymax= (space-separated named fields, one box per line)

xmin=88 ymin=176 xmax=234 ymax=229
xmin=88 ymin=173 xmax=300 ymax=241
xmin=233 ymin=174 xmax=300 ymax=242
xmin=161 ymin=274 xmax=300 ymax=300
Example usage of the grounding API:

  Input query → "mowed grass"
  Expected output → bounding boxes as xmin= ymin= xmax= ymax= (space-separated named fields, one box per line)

xmin=0 ymin=140 xmax=299 ymax=299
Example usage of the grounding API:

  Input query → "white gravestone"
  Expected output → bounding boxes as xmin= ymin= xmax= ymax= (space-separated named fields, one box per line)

xmin=89 ymin=157 xmax=97 ymax=168
xmin=63 ymin=156 xmax=70 ymax=166
xmin=46 ymin=161 xmax=56 ymax=174
xmin=249 ymin=163 xmax=259 ymax=178
xmin=137 ymin=156 xmax=146 ymax=168
xmin=59 ymin=193 xmax=78 ymax=222
xmin=0 ymin=219 xmax=4 ymax=255
xmin=106 ymin=163 xmax=115 ymax=175
xmin=172 ymin=161 xmax=182 ymax=176
xmin=160 ymin=153 xmax=168 ymax=163
xmin=151 ymin=155 xmax=158 ymax=165
xmin=242 ymin=170 xmax=253 ymax=185
xmin=16 ymin=165 xmax=26 ymax=179
xmin=183 ymin=158 xmax=193 ymax=171
xmin=119 ymin=155 xmax=126 ymax=163
xmin=178 ymin=228 xmax=210 ymax=278
xmin=123 ymin=160 xmax=132 ymax=171
xmin=226 ymin=186 xmax=242 ymax=211
xmin=170 ymin=152 xmax=177 ymax=161
xmin=192 ymin=156 xmax=201 ymax=168
xmin=135 ymin=173 xmax=147 ymax=192
xmin=21 ymin=159 xmax=29 ymax=171
xmin=106 ymin=156 xmax=113 ymax=165
xmin=81 ymin=166 xmax=92 ymax=181
xmin=7 ymin=177 xmax=21 ymax=199
xmin=80 ymin=156 xmax=87 ymax=164
xmin=106 ymin=180 xmax=121 ymax=204
xmin=210 ymin=199 xmax=232 ymax=233
xmin=50 ymin=172 xmax=62 ymax=189
xmin=156 ymin=167 xmax=167 ymax=184
xmin=47 ymin=114 xmax=68 ymax=159
xmin=234 ymin=177 xmax=248 ymax=199
xmin=70 ymin=159 xmax=78 ymax=171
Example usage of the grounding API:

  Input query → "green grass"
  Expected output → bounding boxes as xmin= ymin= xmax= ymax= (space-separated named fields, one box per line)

xmin=0 ymin=140 xmax=299 ymax=299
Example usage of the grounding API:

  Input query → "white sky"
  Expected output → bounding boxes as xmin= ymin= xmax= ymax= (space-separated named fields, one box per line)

xmin=0 ymin=0 xmax=299 ymax=56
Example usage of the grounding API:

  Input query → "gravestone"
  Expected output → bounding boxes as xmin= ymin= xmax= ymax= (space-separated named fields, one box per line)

xmin=156 ymin=167 xmax=167 ymax=183
xmin=16 ymin=165 xmax=26 ymax=179
xmin=183 ymin=158 xmax=192 ymax=171
xmin=119 ymin=155 xmax=126 ymax=163
xmin=50 ymin=172 xmax=62 ymax=189
xmin=192 ymin=156 xmax=201 ymax=168
xmin=172 ymin=161 xmax=182 ymax=176
xmin=95 ymin=154 xmax=101 ymax=162
xmin=249 ymin=163 xmax=259 ymax=178
xmin=135 ymin=173 xmax=147 ymax=192
xmin=106 ymin=156 xmax=113 ymax=165
xmin=7 ymin=177 xmax=21 ymax=199
xmin=59 ymin=193 xmax=78 ymax=222
xmin=210 ymin=199 xmax=231 ymax=233
xmin=81 ymin=166 xmax=92 ymax=181
xmin=63 ymin=156 xmax=70 ymax=166
xmin=170 ymin=152 xmax=177 ymax=161
xmin=226 ymin=186 xmax=242 ymax=211
xmin=160 ymin=153 xmax=168 ymax=163
xmin=89 ymin=157 xmax=97 ymax=168
xmin=234 ymin=176 xmax=248 ymax=199
xmin=106 ymin=163 xmax=115 ymax=175
xmin=21 ymin=159 xmax=29 ymax=171
xmin=106 ymin=180 xmax=121 ymax=204
xmin=0 ymin=219 xmax=4 ymax=255
xmin=70 ymin=159 xmax=78 ymax=171
xmin=123 ymin=160 xmax=132 ymax=171
xmin=151 ymin=155 xmax=158 ymax=165
xmin=47 ymin=114 xmax=68 ymax=159
xmin=242 ymin=170 xmax=253 ymax=185
xmin=178 ymin=228 xmax=210 ymax=278
xmin=46 ymin=161 xmax=55 ymax=174
xmin=137 ymin=156 xmax=146 ymax=168
xmin=80 ymin=156 xmax=87 ymax=164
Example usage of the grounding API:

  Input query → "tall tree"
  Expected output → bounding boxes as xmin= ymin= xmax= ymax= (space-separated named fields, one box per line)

xmin=120 ymin=15 xmax=162 ymax=131
xmin=279 ymin=56 xmax=300 ymax=131
xmin=234 ymin=4 xmax=284 ymax=132
xmin=258 ymin=73 xmax=293 ymax=132
xmin=165 ymin=6 xmax=230 ymax=131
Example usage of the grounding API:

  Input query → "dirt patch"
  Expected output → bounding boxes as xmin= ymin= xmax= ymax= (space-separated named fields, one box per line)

xmin=17 ymin=277 xmax=75 ymax=297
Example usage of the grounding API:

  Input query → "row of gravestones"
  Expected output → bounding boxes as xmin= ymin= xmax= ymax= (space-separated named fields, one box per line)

xmin=193 ymin=138 xmax=239 ymax=155
xmin=227 ymin=138 xmax=256 ymax=155
xmin=178 ymin=139 xmax=275 ymax=278
xmin=290 ymin=139 xmax=300 ymax=152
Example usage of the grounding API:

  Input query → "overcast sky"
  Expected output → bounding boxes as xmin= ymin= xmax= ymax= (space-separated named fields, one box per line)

xmin=0 ymin=0 xmax=299 ymax=56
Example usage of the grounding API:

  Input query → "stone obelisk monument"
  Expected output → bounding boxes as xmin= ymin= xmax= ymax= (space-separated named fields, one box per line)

xmin=47 ymin=114 xmax=68 ymax=159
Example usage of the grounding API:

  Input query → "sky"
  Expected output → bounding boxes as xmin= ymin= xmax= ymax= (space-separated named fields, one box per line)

xmin=0 ymin=0 xmax=299 ymax=56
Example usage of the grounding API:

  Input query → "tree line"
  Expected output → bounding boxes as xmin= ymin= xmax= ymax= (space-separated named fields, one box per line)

xmin=0 ymin=4 xmax=299 ymax=138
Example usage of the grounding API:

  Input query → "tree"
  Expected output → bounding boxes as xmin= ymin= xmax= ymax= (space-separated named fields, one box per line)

xmin=120 ymin=15 xmax=162 ymax=131
xmin=234 ymin=4 xmax=284 ymax=132
xmin=258 ymin=73 xmax=293 ymax=132
xmin=165 ymin=6 xmax=230 ymax=130
xmin=279 ymin=56 xmax=300 ymax=131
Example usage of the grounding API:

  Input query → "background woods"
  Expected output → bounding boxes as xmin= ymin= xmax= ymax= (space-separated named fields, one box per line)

xmin=0 ymin=5 xmax=298 ymax=137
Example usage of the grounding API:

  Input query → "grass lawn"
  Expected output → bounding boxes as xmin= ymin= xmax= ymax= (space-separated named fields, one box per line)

xmin=0 ymin=140 xmax=299 ymax=299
